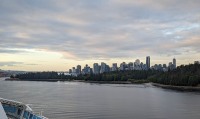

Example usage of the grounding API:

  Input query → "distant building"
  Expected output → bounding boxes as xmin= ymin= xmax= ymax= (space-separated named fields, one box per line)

xmin=168 ymin=62 xmax=173 ymax=67
xmin=128 ymin=62 xmax=133 ymax=70
xmin=135 ymin=59 xmax=140 ymax=65
xmin=77 ymin=65 xmax=81 ymax=74
xmin=173 ymin=58 xmax=176 ymax=68
xmin=90 ymin=68 xmax=93 ymax=74
xmin=93 ymin=63 xmax=100 ymax=74
xmin=194 ymin=61 xmax=200 ymax=64
xmin=158 ymin=64 xmax=162 ymax=71
xmin=163 ymin=64 xmax=168 ymax=71
xmin=168 ymin=62 xmax=173 ymax=70
xmin=72 ymin=67 xmax=76 ymax=73
xmin=112 ymin=63 xmax=117 ymax=71
xmin=146 ymin=56 xmax=150 ymax=69
xmin=163 ymin=68 xmax=168 ymax=72
xmin=100 ymin=62 xmax=106 ymax=73
xmin=142 ymin=64 xmax=147 ymax=70
xmin=82 ymin=64 xmax=90 ymax=74
xmin=69 ymin=69 xmax=72 ymax=73
xmin=120 ymin=62 xmax=126 ymax=71
xmin=163 ymin=64 xmax=167 ymax=68
xmin=153 ymin=64 xmax=159 ymax=70
xmin=98 ymin=66 xmax=101 ymax=73
xmin=134 ymin=59 xmax=141 ymax=70
xmin=105 ymin=65 xmax=110 ymax=72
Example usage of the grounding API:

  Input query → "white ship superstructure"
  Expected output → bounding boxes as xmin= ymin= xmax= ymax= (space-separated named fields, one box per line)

xmin=0 ymin=98 xmax=48 ymax=119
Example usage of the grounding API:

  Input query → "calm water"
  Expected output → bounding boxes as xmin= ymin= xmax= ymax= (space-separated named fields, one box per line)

xmin=0 ymin=78 xmax=200 ymax=119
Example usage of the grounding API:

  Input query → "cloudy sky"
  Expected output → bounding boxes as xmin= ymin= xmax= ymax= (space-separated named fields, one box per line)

xmin=0 ymin=0 xmax=200 ymax=71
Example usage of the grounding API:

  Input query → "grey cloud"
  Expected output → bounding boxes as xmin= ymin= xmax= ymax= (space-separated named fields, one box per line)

xmin=0 ymin=0 xmax=200 ymax=60
xmin=0 ymin=49 xmax=30 ymax=54
xmin=0 ymin=62 xmax=23 ymax=66
xmin=26 ymin=64 xmax=38 ymax=66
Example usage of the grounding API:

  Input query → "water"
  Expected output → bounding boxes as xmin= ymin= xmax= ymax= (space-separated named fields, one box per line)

xmin=0 ymin=78 xmax=200 ymax=119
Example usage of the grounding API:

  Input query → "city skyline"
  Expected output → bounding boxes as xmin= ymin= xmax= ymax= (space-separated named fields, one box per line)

xmin=0 ymin=0 xmax=200 ymax=71
xmin=68 ymin=57 xmax=179 ymax=75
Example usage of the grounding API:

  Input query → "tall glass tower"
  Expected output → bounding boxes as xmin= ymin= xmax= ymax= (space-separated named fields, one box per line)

xmin=173 ymin=58 xmax=176 ymax=68
xmin=146 ymin=56 xmax=150 ymax=69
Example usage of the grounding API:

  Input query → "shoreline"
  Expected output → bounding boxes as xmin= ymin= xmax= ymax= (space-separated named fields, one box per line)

xmin=152 ymin=83 xmax=200 ymax=91
xmin=5 ymin=78 xmax=200 ymax=92
xmin=5 ymin=78 xmax=68 ymax=82
xmin=5 ymin=78 xmax=200 ymax=91
xmin=5 ymin=78 xmax=146 ymax=84
xmin=84 ymin=81 xmax=132 ymax=84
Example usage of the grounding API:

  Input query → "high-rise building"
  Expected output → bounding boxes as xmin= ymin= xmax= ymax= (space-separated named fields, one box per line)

xmin=163 ymin=64 xmax=167 ymax=68
xmin=168 ymin=62 xmax=173 ymax=70
xmin=72 ymin=67 xmax=76 ymax=73
xmin=77 ymin=65 xmax=81 ymax=74
xmin=93 ymin=63 xmax=99 ymax=74
xmin=158 ymin=64 xmax=162 ymax=71
xmin=173 ymin=58 xmax=176 ymax=68
xmin=100 ymin=62 xmax=106 ymax=73
xmin=69 ymin=69 xmax=72 ymax=73
xmin=120 ymin=62 xmax=126 ymax=71
xmin=146 ymin=56 xmax=150 ymax=69
xmin=90 ymin=68 xmax=93 ymax=74
xmin=112 ymin=63 xmax=117 ymax=71
xmin=82 ymin=64 xmax=90 ymax=74
xmin=99 ymin=66 xmax=101 ymax=73
xmin=128 ymin=62 xmax=133 ymax=70
xmin=134 ymin=59 xmax=141 ymax=70
xmin=169 ymin=62 xmax=173 ymax=66
xmin=105 ymin=65 xmax=110 ymax=72
xmin=135 ymin=59 xmax=140 ymax=65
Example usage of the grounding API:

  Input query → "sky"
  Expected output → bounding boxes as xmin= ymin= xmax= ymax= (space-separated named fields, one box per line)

xmin=0 ymin=0 xmax=200 ymax=71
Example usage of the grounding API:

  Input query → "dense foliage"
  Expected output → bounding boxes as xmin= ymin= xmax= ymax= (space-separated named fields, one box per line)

xmin=149 ymin=64 xmax=200 ymax=86
xmin=14 ymin=72 xmax=72 ymax=81
xmin=75 ymin=70 xmax=158 ymax=81
xmin=13 ymin=70 xmax=158 ymax=82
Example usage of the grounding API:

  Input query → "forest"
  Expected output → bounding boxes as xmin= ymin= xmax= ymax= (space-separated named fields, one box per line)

xmin=13 ymin=71 xmax=71 ymax=81
xmin=149 ymin=63 xmax=200 ymax=86
xmin=74 ymin=70 xmax=158 ymax=82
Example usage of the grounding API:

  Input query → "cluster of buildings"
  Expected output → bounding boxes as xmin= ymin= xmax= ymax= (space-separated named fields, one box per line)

xmin=68 ymin=56 xmax=177 ymax=76
xmin=151 ymin=58 xmax=176 ymax=72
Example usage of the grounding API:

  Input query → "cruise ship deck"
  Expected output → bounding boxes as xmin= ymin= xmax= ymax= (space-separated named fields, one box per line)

xmin=0 ymin=98 xmax=48 ymax=119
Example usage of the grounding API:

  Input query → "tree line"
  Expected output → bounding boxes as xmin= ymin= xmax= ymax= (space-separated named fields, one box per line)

xmin=13 ymin=71 xmax=72 ymax=80
xmin=75 ymin=70 xmax=158 ymax=82
xmin=149 ymin=64 xmax=200 ymax=86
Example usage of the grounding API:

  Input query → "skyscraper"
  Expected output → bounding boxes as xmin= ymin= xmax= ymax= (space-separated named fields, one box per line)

xmin=72 ymin=67 xmax=76 ymax=73
xmin=100 ymin=62 xmax=106 ymax=73
xmin=146 ymin=56 xmax=150 ymax=69
xmin=135 ymin=59 xmax=140 ymax=65
xmin=112 ymin=63 xmax=117 ymax=71
xmin=105 ymin=65 xmax=110 ymax=72
xmin=120 ymin=62 xmax=126 ymax=71
xmin=134 ymin=59 xmax=140 ymax=70
xmin=93 ymin=63 xmax=99 ymax=74
xmin=77 ymin=65 xmax=81 ymax=74
xmin=82 ymin=64 xmax=90 ymax=74
xmin=173 ymin=58 xmax=176 ymax=68
xmin=168 ymin=62 xmax=173 ymax=70
xmin=69 ymin=69 xmax=72 ymax=73
xmin=128 ymin=62 xmax=133 ymax=70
